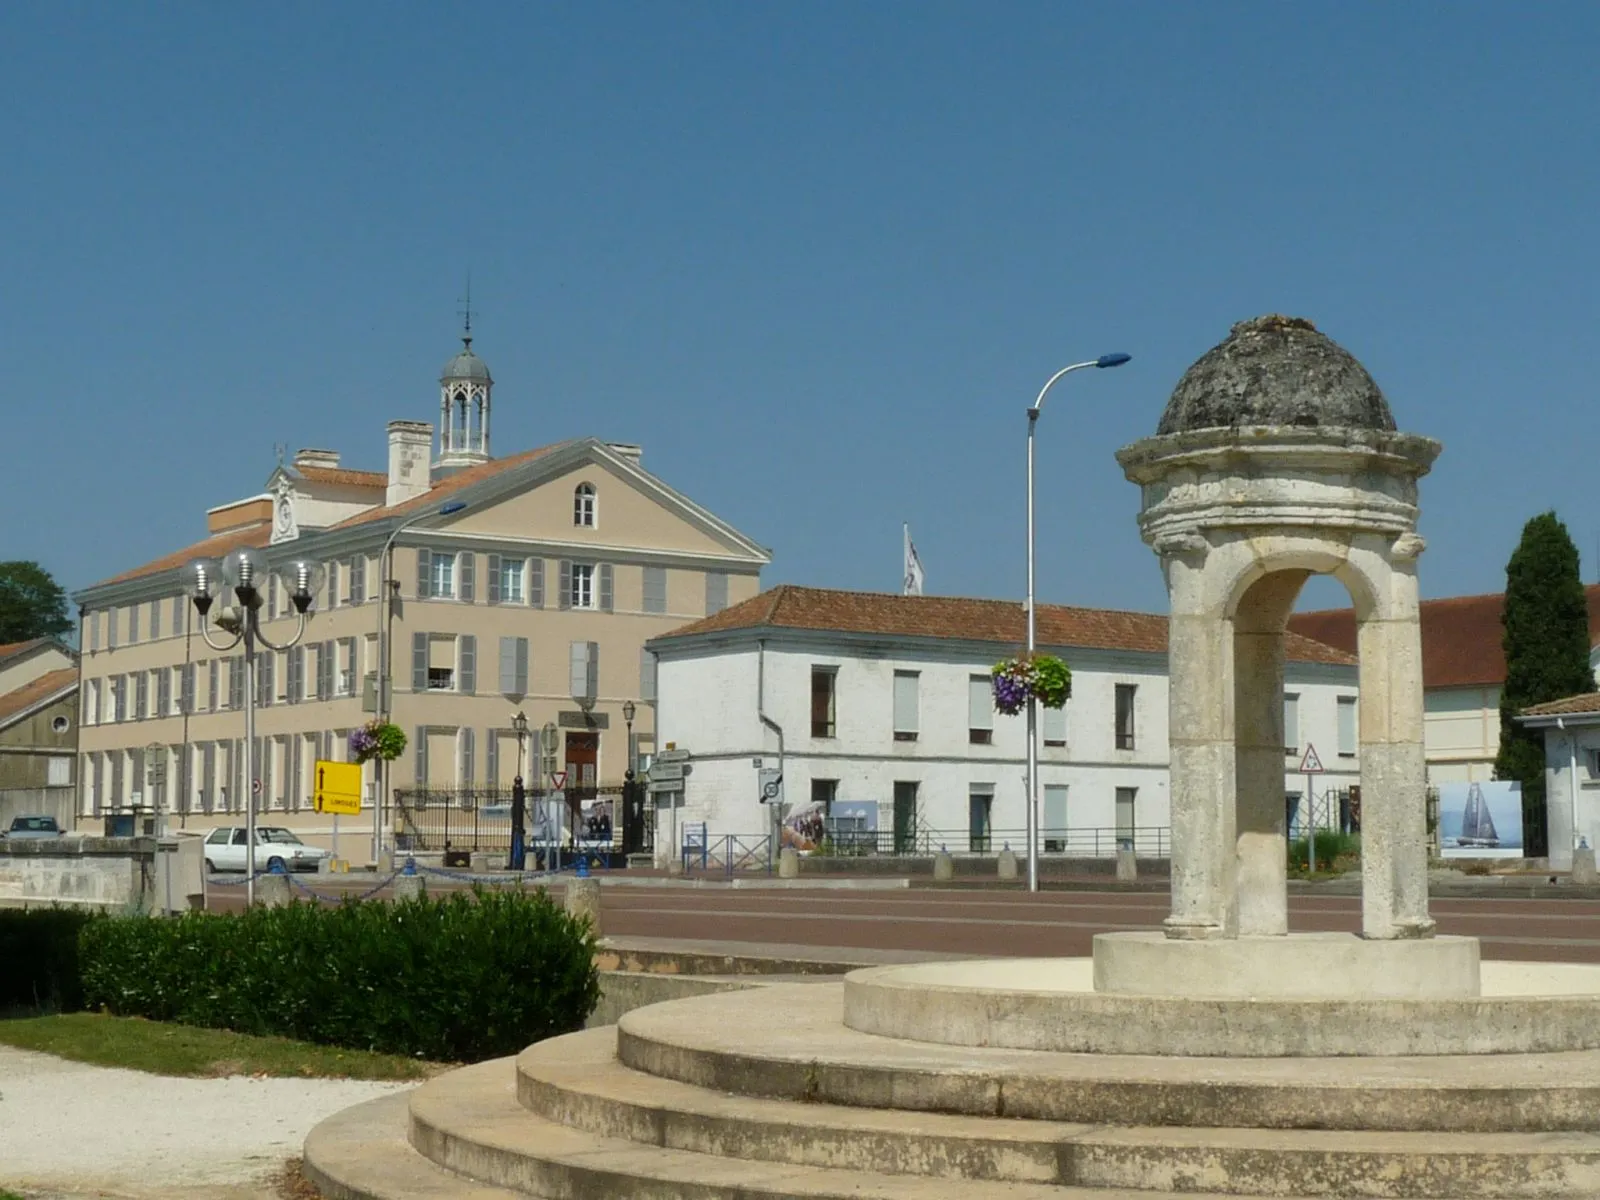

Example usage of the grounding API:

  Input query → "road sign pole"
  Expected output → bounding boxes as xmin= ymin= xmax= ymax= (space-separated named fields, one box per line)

xmin=1306 ymin=771 xmax=1315 ymax=874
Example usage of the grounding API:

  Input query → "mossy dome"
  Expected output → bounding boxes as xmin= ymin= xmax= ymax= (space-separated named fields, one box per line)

xmin=1157 ymin=315 xmax=1395 ymax=436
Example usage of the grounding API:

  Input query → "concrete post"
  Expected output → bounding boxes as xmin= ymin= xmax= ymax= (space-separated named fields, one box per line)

xmin=932 ymin=850 xmax=954 ymax=881
xmin=1573 ymin=844 xmax=1597 ymax=886
xmin=256 ymin=872 xmax=292 ymax=907
xmin=777 ymin=847 xmax=799 ymax=879
xmin=393 ymin=873 xmax=423 ymax=901
xmin=997 ymin=847 xmax=1018 ymax=880
xmin=566 ymin=877 xmax=601 ymax=929
xmin=470 ymin=851 xmax=497 ymax=874
xmin=1116 ymin=847 xmax=1138 ymax=881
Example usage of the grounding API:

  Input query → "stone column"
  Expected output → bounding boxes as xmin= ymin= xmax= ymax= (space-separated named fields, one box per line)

xmin=1232 ymin=571 xmax=1305 ymax=936
xmin=1163 ymin=549 xmax=1236 ymax=939
xmin=1355 ymin=539 xmax=1434 ymax=939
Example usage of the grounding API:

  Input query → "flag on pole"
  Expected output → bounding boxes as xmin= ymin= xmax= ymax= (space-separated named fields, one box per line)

xmin=903 ymin=524 xmax=925 ymax=596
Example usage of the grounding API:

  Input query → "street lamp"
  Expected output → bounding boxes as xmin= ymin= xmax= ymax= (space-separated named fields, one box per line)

xmin=622 ymin=700 xmax=637 ymax=779
xmin=510 ymin=710 xmax=528 ymax=870
xmin=185 ymin=548 xmax=323 ymax=907
xmin=1023 ymin=352 xmax=1131 ymax=893
xmin=372 ymin=499 xmax=468 ymax=864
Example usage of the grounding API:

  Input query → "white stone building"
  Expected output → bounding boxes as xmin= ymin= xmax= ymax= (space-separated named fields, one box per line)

xmin=1518 ymin=693 xmax=1600 ymax=870
xmin=646 ymin=586 xmax=1359 ymax=858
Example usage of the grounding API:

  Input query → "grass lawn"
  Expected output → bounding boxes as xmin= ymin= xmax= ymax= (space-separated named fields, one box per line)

xmin=0 ymin=1012 xmax=439 ymax=1080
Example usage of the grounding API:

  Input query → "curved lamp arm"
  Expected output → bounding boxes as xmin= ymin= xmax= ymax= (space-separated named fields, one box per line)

xmin=197 ymin=618 xmax=245 ymax=654
xmin=254 ymin=612 xmax=309 ymax=653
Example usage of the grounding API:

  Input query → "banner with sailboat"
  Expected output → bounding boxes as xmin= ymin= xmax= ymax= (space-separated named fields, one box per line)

xmin=1438 ymin=780 xmax=1523 ymax=858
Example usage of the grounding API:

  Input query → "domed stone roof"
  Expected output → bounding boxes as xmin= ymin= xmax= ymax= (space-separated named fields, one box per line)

xmin=440 ymin=338 xmax=492 ymax=385
xmin=1157 ymin=315 xmax=1395 ymax=436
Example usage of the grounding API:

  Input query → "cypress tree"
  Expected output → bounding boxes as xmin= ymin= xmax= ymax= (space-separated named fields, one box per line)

xmin=1494 ymin=511 xmax=1595 ymax=855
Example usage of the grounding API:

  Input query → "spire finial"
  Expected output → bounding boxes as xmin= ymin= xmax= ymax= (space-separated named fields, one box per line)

xmin=457 ymin=272 xmax=476 ymax=350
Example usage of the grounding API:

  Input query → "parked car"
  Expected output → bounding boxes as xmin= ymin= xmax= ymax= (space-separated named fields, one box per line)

xmin=1 ymin=815 xmax=67 ymax=842
xmin=202 ymin=826 xmax=330 ymax=874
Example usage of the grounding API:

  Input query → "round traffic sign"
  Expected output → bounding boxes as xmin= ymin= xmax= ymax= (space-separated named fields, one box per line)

xmin=252 ymin=778 xmax=262 ymax=796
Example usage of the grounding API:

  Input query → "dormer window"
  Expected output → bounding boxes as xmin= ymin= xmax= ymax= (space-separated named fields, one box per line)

xmin=574 ymin=483 xmax=596 ymax=528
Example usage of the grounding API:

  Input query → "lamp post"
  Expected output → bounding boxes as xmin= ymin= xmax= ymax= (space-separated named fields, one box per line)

xmin=622 ymin=699 xmax=637 ymax=856
xmin=185 ymin=549 xmax=323 ymax=907
xmin=1024 ymin=352 xmax=1131 ymax=893
xmin=622 ymin=700 xmax=637 ymax=778
xmin=373 ymin=499 xmax=467 ymax=865
xmin=510 ymin=710 xmax=528 ymax=871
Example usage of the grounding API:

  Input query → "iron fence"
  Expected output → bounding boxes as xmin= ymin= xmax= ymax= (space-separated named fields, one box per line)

xmin=792 ymin=825 xmax=1172 ymax=859
xmin=394 ymin=786 xmax=634 ymax=860
xmin=681 ymin=826 xmax=774 ymax=877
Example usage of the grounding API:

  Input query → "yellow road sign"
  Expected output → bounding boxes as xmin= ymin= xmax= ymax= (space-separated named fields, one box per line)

xmin=314 ymin=759 xmax=363 ymax=815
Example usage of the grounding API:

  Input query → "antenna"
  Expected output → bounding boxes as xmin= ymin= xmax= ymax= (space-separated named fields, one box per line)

xmin=457 ymin=272 xmax=476 ymax=346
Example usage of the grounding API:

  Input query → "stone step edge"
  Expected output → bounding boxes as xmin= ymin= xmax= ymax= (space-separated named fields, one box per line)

xmin=513 ymin=1028 xmax=1600 ymax=1196
xmin=406 ymin=1057 xmax=1321 ymax=1200
xmin=613 ymin=986 xmax=1600 ymax=1132
xmin=301 ymin=1089 xmax=526 ymax=1200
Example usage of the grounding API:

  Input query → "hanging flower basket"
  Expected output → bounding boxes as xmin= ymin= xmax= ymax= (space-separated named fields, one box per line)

xmin=349 ymin=720 xmax=407 ymax=764
xmin=991 ymin=654 xmax=1072 ymax=716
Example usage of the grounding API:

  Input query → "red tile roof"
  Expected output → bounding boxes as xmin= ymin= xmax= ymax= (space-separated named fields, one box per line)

xmin=1288 ymin=585 xmax=1600 ymax=690
xmin=0 ymin=666 xmax=78 ymax=727
xmin=0 ymin=639 xmax=46 ymax=663
xmin=89 ymin=522 xmax=272 ymax=589
xmin=1522 ymin=693 xmax=1600 ymax=718
xmin=660 ymin=586 xmax=1357 ymax=666
xmin=296 ymin=466 xmax=387 ymax=488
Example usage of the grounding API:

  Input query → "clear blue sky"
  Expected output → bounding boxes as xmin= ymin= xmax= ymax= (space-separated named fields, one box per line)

xmin=5 ymin=2 xmax=1599 ymax=614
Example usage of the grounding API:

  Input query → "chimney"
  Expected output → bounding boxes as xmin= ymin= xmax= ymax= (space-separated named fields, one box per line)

xmin=608 ymin=443 xmax=643 ymax=467
xmin=387 ymin=421 xmax=434 ymax=507
xmin=293 ymin=448 xmax=341 ymax=471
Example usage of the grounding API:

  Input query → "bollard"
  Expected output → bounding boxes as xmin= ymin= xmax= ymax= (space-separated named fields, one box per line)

xmin=394 ymin=873 xmax=424 ymax=900
xmin=470 ymin=851 xmax=497 ymax=874
xmin=1116 ymin=847 xmax=1138 ymax=882
xmin=933 ymin=848 xmax=955 ymax=882
xmin=565 ymin=876 xmax=601 ymax=929
xmin=1574 ymin=844 xmax=1598 ymax=886
xmin=778 ymin=847 xmax=800 ymax=879
xmin=256 ymin=872 xmax=292 ymax=907
xmin=666 ymin=855 xmax=684 ymax=877
xmin=997 ymin=845 xmax=1019 ymax=881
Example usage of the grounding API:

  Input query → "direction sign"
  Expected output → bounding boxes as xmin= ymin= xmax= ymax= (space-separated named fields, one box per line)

xmin=1299 ymin=743 xmax=1325 ymax=774
xmin=314 ymin=760 xmax=363 ymax=815
xmin=550 ymin=770 xmax=568 ymax=791
xmin=655 ymin=748 xmax=691 ymax=763
xmin=648 ymin=778 xmax=684 ymax=794
xmin=648 ymin=761 xmax=686 ymax=783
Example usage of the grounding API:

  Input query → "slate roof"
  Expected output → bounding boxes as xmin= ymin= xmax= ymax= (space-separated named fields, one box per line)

xmin=657 ymin=585 xmax=1357 ymax=666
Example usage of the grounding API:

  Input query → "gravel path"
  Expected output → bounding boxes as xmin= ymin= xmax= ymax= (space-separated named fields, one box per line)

xmin=0 ymin=1044 xmax=412 ymax=1198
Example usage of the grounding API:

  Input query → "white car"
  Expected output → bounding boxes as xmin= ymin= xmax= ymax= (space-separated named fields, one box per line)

xmin=203 ymin=826 xmax=330 ymax=874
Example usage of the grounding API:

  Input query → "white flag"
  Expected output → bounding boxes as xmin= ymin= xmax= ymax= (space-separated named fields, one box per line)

xmin=903 ymin=524 xmax=925 ymax=596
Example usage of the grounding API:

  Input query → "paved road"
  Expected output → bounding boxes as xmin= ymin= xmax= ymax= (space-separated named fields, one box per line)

xmin=208 ymin=877 xmax=1600 ymax=962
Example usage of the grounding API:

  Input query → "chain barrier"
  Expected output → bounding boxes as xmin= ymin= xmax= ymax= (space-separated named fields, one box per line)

xmin=414 ymin=862 xmax=568 ymax=885
xmin=285 ymin=870 xmax=401 ymax=903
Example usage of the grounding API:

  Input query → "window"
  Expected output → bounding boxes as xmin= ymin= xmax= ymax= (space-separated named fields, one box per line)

xmin=811 ymin=667 xmax=837 ymax=738
xmin=428 ymin=552 xmax=456 ymax=599
xmin=338 ymin=637 xmax=358 ymax=696
xmin=107 ymin=609 xmax=117 ymax=649
xmin=892 ymin=671 xmax=919 ymax=741
xmin=84 ymin=679 xmax=99 ymax=725
xmin=156 ymin=668 xmax=171 ymax=716
xmin=88 ymin=611 xmax=99 ymax=653
xmin=327 ymin=560 xmax=340 ymax=608
xmin=1587 ymin=749 xmax=1600 ymax=779
xmin=705 ymin=572 xmax=729 ymax=616
xmin=172 ymin=594 xmax=185 ymax=634
xmin=286 ymin=645 xmax=305 ymax=704
xmin=180 ymin=664 xmax=195 ymax=714
xmin=499 ymin=636 xmax=530 ymax=696
xmin=1115 ymin=787 xmax=1137 ymax=849
xmin=135 ymin=671 xmax=149 ymax=720
xmin=207 ymin=659 xmax=219 ymax=712
xmin=459 ymin=728 xmax=476 ymax=786
xmin=811 ymin=778 xmax=838 ymax=815
xmin=569 ymin=641 xmax=599 ymax=702
xmin=488 ymin=555 xmax=524 ymax=604
xmin=1115 ymin=684 xmax=1137 ymax=750
xmin=642 ymin=566 xmax=667 ymax=614
xmin=968 ymin=675 xmax=993 ymax=744
xmin=892 ymin=781 xmax=918 ymax=854
xmin=128 ymin=603 xmax=140 ymax=644
xmin=574 ymin=482 xmax=596 ymax=527
xmin=1283 ymin=692 xmax=1300 ymax=755
xmin=149 ymin=599 xmax=161 ymax=641
xmin=349 ymin=557 xmax=366 ymax=605
xmin=1337 ymin=696 xmax=1357 ymax=757
xmin=1043 ymin=704 xmax=1067 ymax=747
xmin=968 ymin=785 xmax=994 ymax=852
xmin=1043 ymin=785 xmax=1068 ymax=852
xmin=418 ymin=635 xmax=455 ymax=691
xmin=570 ymin=563 xmax=594 ymax=609
xmin=640 ymin=647 xmax=657 ymax=702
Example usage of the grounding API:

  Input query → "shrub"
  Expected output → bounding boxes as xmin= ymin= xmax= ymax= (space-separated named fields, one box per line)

xmin=0 ymin=907 xmax=101 ymax=1013
xmin=79 ymin=887 xmax=597 ymax=1062
xmin=1288 ymin=831 xmax=1360 ymax=874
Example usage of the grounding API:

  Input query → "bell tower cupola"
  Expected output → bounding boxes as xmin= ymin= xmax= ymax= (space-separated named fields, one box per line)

xmin=435 ymin=301 xmax=492 ymax=473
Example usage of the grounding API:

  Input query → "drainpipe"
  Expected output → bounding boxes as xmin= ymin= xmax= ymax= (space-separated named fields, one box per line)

xmin=757 ymin=640 xmax=785 ymax=851
xmin=1558 ymin=716 xmax=1579 ymax=864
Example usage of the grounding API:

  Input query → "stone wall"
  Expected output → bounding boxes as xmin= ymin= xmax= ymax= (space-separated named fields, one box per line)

xmin=0 ymin=837 xmax=153 ymax=909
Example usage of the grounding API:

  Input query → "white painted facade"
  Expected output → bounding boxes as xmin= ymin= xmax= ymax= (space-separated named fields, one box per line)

xmin=651 ymin=631 xmax=1360 ymax=859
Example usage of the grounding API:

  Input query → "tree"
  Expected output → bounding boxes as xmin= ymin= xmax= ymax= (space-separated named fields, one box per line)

xmin=0 ymin=561 xmax=72 ymax=644
xmin=1495 ymin=512 xmax=1595 ymax=856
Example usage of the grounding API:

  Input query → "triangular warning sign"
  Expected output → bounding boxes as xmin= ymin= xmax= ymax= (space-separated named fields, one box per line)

xmin=1299 ymin=743 xmax=1325 ymax=774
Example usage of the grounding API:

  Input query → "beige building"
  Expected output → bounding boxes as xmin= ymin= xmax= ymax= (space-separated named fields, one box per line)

xmin=0 ymin=638 xmax=80 ymax=828
xmin=72 ymin=334 xmax=768 ymax=839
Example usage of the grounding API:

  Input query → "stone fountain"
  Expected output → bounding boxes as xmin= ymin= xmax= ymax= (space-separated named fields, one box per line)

xmin=305 ymin=316 xmax=1600 ymax=1200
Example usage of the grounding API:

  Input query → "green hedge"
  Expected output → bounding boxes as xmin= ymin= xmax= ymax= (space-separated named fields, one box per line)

xmin=1289 ymin=831 xmax=1361 ymax=873
xmin=79 ymin=888 xmax=598 ymax=1062
xmin=0 ymin=907 xmax=101 ymax=1013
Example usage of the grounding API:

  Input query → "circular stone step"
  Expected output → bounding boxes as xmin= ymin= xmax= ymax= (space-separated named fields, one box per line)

xmin=614 ymin=983 xmax=1600 ymax=1132
xmin=843 ymin=958 xmax=1600 ymax=1056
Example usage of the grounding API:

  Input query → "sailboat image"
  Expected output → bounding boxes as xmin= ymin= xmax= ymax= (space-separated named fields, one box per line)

xmin=1456 ymin=781 xmax=1501 ymax=849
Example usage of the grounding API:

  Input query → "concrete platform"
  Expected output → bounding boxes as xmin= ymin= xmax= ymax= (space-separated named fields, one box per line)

xmin=843 ymin=957 xmax=1600 ymax=1055
xmin=616 ymin=983 xmax=1600 ymax=1131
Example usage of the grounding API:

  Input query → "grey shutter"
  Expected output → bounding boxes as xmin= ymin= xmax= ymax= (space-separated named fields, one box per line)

xmin=108 ymin=609 xmax=117 ymax=648
xmin=416 ymin=548 xmax=432 ymax=599
xmin=350 ymin=557 xmax=365 ymax=605
xmin=459 ymin=553 xmax=475 ymax=603
xmin=498 ymin=636 xmax=516 ymax=695
xmin=292 ymin=736 xmax=303 ymax=809
xmin=461 ymin=727 xmax=475 ymax=785
xmin=174 ymin=594 xmax=186 ymax=635
xmin=150 ymin=600 xmax=161 ymax=641
xmin=267 ymin=578 xmax=278 ymax=620
xmin=286 ymin=647 xmax=302 ymax=704
xmin=327 ymin=560 xmax=340 ymax=608
xmin=893 ymin=671 xmax=919 ymax=733
xmin=229 ymin=658 xmax=244 ymax=709
xmin=459 ymin=635 xmax=476 ymax=695
xmin=263 ymin=652 xmax=276 ymax=707
xmin=129 ymin=604 xmax=139 ymax=644
xmin=181 ymin=664 xmax=195 ymax=714
xmin=88 ymin=611 xmax=99 ymax=652
xmin=558 ymin=560 xmax=573 ymax=610
xmin=598 ymin=563 xmax=614 ymax=613
xmin=208 ymin=659 xmax=218 ymax=712
xmin=569 ymin=642 xmax=588 ymax=700
xmin=202 ymin=744 xmax=215 ymax=811
xmin=642 ymin=566 xmax=666 ymax=614
xmin=587 ymin=641 xmax=599 ymax=701
xmin=705 ymin=572 xmax=729 ymax=615
xmin=412 ymin=633 xmax=428 ymax=692
xmin=232 ymin=739 xmax=243 ymax=812
xmin=486 ymin=732 xmax=499 ymax=788
xmin=515 ymin=638 xmax=529 ymax=696
xmin=529 ymin=559 xmax=545 ymax=608
xmin=320 ymin=641 xmax=335 ymax=700
xmin=415 ymin=727 xmax=429 ymax=785
xmin=968 ymin=676 xmax=992 ymax=730
xmin=157 ymin=669 xmax=171 ymax=716
xmin=640 ymin=648 xmax=657 ymax=701
xmin=136 ymin=671 xmax=149 ymax=719
xmin=487 ymin=554 xmax=502 ymax=603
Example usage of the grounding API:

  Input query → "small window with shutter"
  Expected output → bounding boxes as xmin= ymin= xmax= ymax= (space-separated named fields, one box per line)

xmin=968 ymin=675 xmax=993 ymax=744
xmin=892 ymin=671 xmax=919 ymax=741
xmin=1043 ymin=703 xmax=1067 ymax=747
xmin=349 ymin=557 xmax=366 ymax=605
xmin=529 ymin=559 xmax=545 ymax=608
xmin=570 ymin=641 xmax=598 ymax=702
xmin=642 ymin=566 xmax=667 ymax=614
